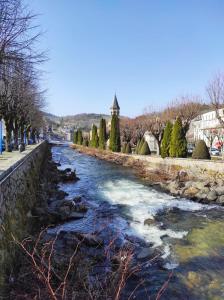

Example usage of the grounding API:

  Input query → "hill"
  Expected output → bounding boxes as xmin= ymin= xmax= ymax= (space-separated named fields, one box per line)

xmin=43 ymin=113 xmax=111 ymax=131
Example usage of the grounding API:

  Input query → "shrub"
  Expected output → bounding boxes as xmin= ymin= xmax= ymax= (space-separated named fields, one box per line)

xmin=161 ymin=121 xmax=173 ymax=158
xmin=91 ymin=124 xmax=99 ymax=148
xmin=125 ymin=142 xmax=132 ymax=154
xmin=99 ymin=118 xmax=107 ymax=149
xmin=169 ymin=117 xmax=187 ymax=158
xmin=109 ymin=114 xmax=121 ymax=152
xmin=139 ymin=141 xmax=151 ymax=155
xmin=192 ymin=140 xmax=211 ymax=159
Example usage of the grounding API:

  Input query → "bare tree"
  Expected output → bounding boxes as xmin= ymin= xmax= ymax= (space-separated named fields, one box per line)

xmin=207 ymin=73 xmax=224 ymax=127
xmin=163 ymin=95 xmax=206 ymax=134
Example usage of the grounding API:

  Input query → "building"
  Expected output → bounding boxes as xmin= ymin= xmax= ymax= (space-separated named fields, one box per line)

xmin=110 ymin=94 xmax=120 ymax=116
xmin=189 ymin=108 xmax=224 ymax=149
xmin=107 ymin=94 xmax=120 ymax=132
xmin=144 ymin=131 xmax=159 ymax=154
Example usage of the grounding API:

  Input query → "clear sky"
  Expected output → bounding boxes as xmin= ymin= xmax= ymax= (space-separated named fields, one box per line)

xmin=27 ymin=0 xmax=224 ymax=117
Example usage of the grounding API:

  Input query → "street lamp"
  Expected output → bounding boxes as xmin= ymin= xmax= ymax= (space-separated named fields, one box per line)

xmin=0 ymin=119 xmax=2 ymax=155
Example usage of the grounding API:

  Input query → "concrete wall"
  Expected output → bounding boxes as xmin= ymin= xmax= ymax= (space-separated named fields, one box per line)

xmin=0 ymin=141 xmax=48 ymax=293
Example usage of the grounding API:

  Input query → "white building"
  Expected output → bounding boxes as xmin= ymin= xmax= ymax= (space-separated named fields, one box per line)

xmin=189 ymin=108 xmax=224 ymax=148
xmin=144 ymin=131 xmax=159 ymax=154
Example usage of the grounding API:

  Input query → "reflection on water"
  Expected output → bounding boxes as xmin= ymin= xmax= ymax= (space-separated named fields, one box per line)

xmin=52 ymin=146 xmax=224 ymax=300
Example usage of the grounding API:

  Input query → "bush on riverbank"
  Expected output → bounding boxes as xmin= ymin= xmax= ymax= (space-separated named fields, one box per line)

xmin=192 ymin=140 xmax=211 ymax=160
xmin=11 ymin=228 xmax=136 ymax=300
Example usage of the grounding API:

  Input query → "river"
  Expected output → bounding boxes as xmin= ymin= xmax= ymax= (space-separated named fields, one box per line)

xmin=52 ymin=145 xmax=224 ymax=300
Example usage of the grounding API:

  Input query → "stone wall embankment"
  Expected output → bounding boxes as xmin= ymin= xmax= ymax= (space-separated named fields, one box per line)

xmin=71 ymin=145 xmax=224 ymax=205
xmin=0 ymin=141 xmax=48 ymax=292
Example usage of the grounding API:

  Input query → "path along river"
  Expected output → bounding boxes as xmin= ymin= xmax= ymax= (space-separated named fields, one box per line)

xmin=52 ymin=145 xmax=224 ymax=300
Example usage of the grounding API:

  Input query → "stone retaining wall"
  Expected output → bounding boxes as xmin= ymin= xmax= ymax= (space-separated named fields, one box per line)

xmin=132 ymin=155 xmax=224 ymax=181
xmin=0 ymin=141 xmax=48 ymax=293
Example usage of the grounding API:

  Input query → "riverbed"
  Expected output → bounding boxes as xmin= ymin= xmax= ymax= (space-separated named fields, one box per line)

xmin=51 ymin=145 xmax=224 ymax=300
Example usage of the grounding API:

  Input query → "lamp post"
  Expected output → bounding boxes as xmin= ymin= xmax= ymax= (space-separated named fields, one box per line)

xmin=0 ymin=119 xmax=2 ymax=155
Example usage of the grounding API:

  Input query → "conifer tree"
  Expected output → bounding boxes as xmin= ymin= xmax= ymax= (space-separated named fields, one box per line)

xmin=161 ymin=121 xmax=173 ymax=158
xmin=73 ymin=130 xmax=78 ymax=144
xmin=125 ymin=142 xmax=132 ymax=154
xmin=109 ymin=114 xmax=121 ymax=152
xmin=139 ymin=141 xmax=151 ymax=155
xmin=99 ymin=118 xmax=107 ymax=149
xmin=77 ymin=129 xmax=83 ymax=145
xmin=169 ymin=117 xmax=187 ymax=158
xmin=91 ymin=124 xmax=99 ymax=148
xmin=137 ymin=138 xmax=145 ymax=154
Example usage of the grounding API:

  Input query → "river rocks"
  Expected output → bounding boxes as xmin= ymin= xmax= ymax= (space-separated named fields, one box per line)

xmin=183 ymin=186 xmax=200 ymax=197
xmin=217 ymin=195 xmax=224 ymax=204
xmin=59 ymin=168 xmax=79 ymax=182
xmin=137 ymin=247 xmax=157 ymax=260
xmin=214 ymin=186 xmax=224 ymax=196
xmin=207 ymin=190 xmax=218 ymax=201
xmin=144 ymin=218 xmax=156 ymax=226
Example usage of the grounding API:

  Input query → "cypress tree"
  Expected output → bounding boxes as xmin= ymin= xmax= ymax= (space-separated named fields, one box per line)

xmin=77 ymin=129 xmax=83 ymax=145
xmin=73 ymin=130 xmax=78 ymax=144
xmin=139 ymin=141 xmax=151 ymax=155
xmin=137 ymin=138 xmax=145 ymax=154
xmin=91 ymin=124 xmax=99 ymax=148
xmin=125 ymin=142 xmax=132 ymax=154
xmin=109 ymin=114 xmax=121 ymax=152
xmin=99 ymin=118 xmax=107 ymax=149
xmin=169 ymin=117 xmax=187 ymax=158
xmin=161 ymin=121 xmax=173 ymax=158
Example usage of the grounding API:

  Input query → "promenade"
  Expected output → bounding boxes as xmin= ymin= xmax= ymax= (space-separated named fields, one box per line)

xmin=0 ymin=144 xmax=42 ymax=179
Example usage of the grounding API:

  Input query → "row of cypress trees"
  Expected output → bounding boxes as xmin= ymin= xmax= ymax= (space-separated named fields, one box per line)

xmin=74 ymin=118 xmax=109 ymax=150
xmin=161 ymin=117 xmax=187 ymax=158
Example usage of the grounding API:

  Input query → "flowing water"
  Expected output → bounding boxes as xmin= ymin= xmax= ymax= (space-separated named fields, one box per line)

xmin=52 ymin=145 xmax=224 ymax=300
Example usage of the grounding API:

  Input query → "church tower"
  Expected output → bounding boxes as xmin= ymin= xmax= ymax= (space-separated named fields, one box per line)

xmin=110 ymin=94 xmax=120 ymax=116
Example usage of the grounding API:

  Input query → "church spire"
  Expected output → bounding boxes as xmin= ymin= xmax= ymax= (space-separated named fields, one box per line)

xmin=110 ymin=94 xmax=120 ymax=116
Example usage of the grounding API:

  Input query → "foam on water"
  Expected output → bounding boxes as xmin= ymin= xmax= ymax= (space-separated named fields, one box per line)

xmin=99 ymin=178 xmax=214 ymax=265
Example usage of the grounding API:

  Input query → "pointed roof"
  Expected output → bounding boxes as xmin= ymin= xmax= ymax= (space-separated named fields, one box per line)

xmin=111 ymin=94 xmax=120 ymax=110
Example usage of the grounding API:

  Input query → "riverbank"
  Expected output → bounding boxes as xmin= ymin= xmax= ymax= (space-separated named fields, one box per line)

xmin=9 ymin=145 xmax=143 ymax=300
xmin=71 ymin=144 xmax=224 ymax=205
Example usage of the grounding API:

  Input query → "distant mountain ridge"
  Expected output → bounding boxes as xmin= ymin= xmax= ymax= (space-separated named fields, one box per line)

xmin=43 ymin=112 xmax=111 ymax=131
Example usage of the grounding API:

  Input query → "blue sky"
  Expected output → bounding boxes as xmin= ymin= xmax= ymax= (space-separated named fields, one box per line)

xmin=27 ymin=0 xmax=224 ymax=117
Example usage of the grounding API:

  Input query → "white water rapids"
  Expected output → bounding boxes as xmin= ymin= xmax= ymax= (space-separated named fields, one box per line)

xmin=99 ymin=178 xmax=216 ymax=266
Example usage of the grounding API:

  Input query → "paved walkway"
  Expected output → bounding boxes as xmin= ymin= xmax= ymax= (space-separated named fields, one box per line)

xmin=0 ymin=144 xmax=41 ymax=177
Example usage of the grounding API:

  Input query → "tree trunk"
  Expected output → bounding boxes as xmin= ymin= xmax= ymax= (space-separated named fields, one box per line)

xmin=5 ymin=119 xmax=13 ymax=152
xmin=13 ymin=119 xmax=19 ymax=150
